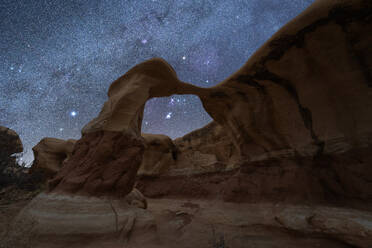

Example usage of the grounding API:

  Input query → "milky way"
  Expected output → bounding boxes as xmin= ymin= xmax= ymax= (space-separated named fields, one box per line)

xmin=0 ymin=0 xmax=314 ymax=164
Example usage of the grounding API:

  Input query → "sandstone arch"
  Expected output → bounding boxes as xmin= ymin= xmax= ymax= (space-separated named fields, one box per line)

xmin=49 ymin=0 xmax=372 ymax=199
xmin=48 ymin=58 xmax=209 ymax=196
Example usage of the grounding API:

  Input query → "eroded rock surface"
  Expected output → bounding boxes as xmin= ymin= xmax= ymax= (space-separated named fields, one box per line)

xmin=173 ymin=122 xmax=239 ymax=173
xmin=30 ymin=138 xmax=76 ymax=180
xmin=138 ymin=134 xmax=177 ymax=176
xmin=13 ymin=193 xmax=156 ymax=247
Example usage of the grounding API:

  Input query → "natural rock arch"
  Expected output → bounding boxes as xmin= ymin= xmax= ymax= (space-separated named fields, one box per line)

xmin=48 ymin=58 xmax=211 ymax=196
xmin=49 ymin=0 xmax=372 ymax=198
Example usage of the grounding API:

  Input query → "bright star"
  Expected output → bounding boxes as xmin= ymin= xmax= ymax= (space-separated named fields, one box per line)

xmin=70 ymin=111 xmax=77 ymax=117
xmin=59 ymin=128 xmax=64 ymax=131
xmin=182 ymin=56 xmax=186 ymax=60
xmin=165 ymin=112 xmax=172 ymax=119
xmin=206 ymin=80 xmax=209 ymax=83
xmin=141 ymin=39 xmax=147 ymax=44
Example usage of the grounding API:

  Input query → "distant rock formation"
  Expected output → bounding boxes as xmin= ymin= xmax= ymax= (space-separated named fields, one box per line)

xmin=30 ymin=138 xmax=76 ymax=181
xmin=0 ymin=126 xmax=24 ymax=188
xmin=0 ymin=126 xmax=23 ymax=172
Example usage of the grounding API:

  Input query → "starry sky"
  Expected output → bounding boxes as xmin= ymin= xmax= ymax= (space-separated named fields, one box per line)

xmin=0 ymin=0 xmax=314 ymax=164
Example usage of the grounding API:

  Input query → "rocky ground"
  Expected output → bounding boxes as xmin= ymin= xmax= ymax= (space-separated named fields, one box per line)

xmin=2 ymin=194 xmax=371 ymax=248
xmin=0 ymin=187 xmax=40 ymax=248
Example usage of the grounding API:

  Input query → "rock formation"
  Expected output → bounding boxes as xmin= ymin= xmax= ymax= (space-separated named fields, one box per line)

xmin=30 ymin=138 xmax=76 ymax=180
xmin=200 ymin=0 xmax=372 ymax=160
xmin=138 ymin=134 xmax=177 ymax=176
xmin=0 ymin=126 xmax=24 ymax=188
xmin=13 ymin=0 xmax=372 ymax=247
xmin=48 ymin=0 xmax=372 ymax=199
xmin=173 ymin=122 xmax=239 ymax=172
xmin=48 ymin=59 xmax=205 ymax=197
xmin=0 ymin=126 xmax=23 ymax=173
xmin=138 ymin=0 xmax=372 ymax=206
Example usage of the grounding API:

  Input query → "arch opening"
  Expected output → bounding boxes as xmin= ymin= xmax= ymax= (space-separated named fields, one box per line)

xmin=141 ymin=94 xmax=213 ymax=140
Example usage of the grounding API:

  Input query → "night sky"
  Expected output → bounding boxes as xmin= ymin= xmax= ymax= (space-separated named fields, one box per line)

xmin=0 ymin=0 xmax=314 ymax=164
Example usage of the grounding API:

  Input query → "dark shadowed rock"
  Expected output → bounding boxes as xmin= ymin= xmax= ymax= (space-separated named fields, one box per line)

xmin=0 ymin=126 xmax=23 ymax=172
xmin=0 ymin=126 xmax=24 ymax=188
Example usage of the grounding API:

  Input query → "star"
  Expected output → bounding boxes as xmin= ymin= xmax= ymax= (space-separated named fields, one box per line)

xmin=182 ymin=56 xmax=186 ymax=60
xmin=141 ymin=39 xmax=148 ymax=44
xmin=165 ymin=112 xmax=172 ymax=119
xmin=70 ymin=111 xmax=77 ymax=117
xmin=59 ymin=128 xmax=64 ymax=131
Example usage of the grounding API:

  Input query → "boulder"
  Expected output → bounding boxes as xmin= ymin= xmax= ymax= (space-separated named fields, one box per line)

xmin=30 ymin=138 xmax=76 ymax=180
